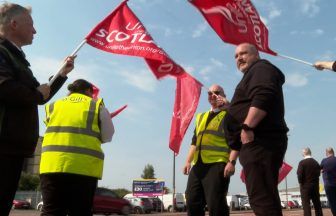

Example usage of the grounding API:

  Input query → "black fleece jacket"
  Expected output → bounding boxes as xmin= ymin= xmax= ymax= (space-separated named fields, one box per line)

xmin=224 ymin=59 xmax=288 ymax=151
xmin=0 ymin=39 xmax=67 ymax=156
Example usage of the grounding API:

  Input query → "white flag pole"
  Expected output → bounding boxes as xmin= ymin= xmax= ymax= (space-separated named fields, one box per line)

xmin=277 ymin=53 xmax=313 ymax=66
xmin=48 ymin=39 xmax=87 ymax=86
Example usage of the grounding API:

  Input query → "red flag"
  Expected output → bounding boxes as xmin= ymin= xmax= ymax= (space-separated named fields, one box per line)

xmin=169 ymin=73 xmax=202 ymax=154
xmin=92 ymin=84 xmax=100 ymax=100
xmin=240 ymin=161 xmax=292 ymax=184
xmin=85 ymin=0 xmax=185 ymax=79
xmin=110 ymin=105 xmax=128 ymax=118
xmin=189 ymin=0 xmax=277 ymax=55
xmin=85 ymin=1 xmax=202 ymax=153
xmin=278 ymin=161 xmax=292 ymax=183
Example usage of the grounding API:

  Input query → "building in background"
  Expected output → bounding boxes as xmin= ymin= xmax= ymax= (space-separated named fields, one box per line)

xmin=22 ymin=137 xmax=43 ymax=175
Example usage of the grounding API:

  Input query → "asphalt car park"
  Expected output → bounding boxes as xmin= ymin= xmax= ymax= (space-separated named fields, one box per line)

xmin=9 ymin=209 xmax=336 ymax=216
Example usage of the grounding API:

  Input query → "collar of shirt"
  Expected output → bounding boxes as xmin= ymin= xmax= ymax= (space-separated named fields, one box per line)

xmin=211 ymin=108 xmax=221 ymax=113
xmin=8 ymin=40 xmax=21 ymax=51
xmin=8 ymin=40 xmax=25 ymax=56
xmin=304 ymin=155 xmax=312 ymax=159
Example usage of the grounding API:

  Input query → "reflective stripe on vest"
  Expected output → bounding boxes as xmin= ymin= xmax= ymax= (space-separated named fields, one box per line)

xmin=193 ymin=110 xmax=229 ymax=164
xmin=42 ymin=145 xmax=104 ymax=160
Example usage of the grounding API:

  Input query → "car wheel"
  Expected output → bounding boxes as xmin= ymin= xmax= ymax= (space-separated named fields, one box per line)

xmin=168 ymin=206 xmax=173 ymax=212
xmin=121 ymin=205 xmax=131 ymax=215
xmin=134 ymin=207 xmax=143 ymax=214
xmin=37 ymin=205 xmax=43 ymax=211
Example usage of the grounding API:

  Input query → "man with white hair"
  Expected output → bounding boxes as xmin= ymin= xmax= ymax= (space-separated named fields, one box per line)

xmin=0 ymin=2 xmax=75 ymax=215
xmin=321 ymin=147 xmax=336 ymax=215
xmin=183 ymin=84 xmax=239 ymax=216
xmin=297 ymin=147 xmax=323 ymax=216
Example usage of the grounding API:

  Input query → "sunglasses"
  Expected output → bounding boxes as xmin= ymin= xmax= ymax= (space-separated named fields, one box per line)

xmin=208 ymin=91 xmax=221 ymax=96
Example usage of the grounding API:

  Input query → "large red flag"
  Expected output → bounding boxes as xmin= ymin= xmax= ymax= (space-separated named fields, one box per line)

xmin=240 ymin=161 xmax=292 ymax=184
xmin=189 ymin=0 xmax=277 ymax=55
xmin=85 ymin=0 xmax=185 ymax=79
xmin=85 ymin=1 xmax=202 ymax=154
xmin=169 ymin=73 xmax=202 ymax=154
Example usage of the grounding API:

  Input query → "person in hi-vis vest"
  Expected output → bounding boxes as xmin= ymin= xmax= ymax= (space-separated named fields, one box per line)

xmin=39 ymin=79 xmax=114 ymax=216
xmin=183 ymin=84 xmax=239 ymax=216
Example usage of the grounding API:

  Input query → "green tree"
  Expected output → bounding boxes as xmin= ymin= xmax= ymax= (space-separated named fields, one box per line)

xmin=18 ymin=172 xmax=40 ymax=191
xmin=163 ymin=186 xmax=171 ymax=194
xmin=141 ymin=164 xmax=155 ymax=179
xmin=112 ymin=188 xmax=131 ymax=198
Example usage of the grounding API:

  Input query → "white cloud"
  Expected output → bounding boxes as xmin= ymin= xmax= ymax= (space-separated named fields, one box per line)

xmin=192 ymin=22 xmax=208 ymax=38
xmin=260 ymin=16 xmax=268 ymax=26
xmin=298 ymin=0 xmax=320 ymax=17
xmin=316 ymin=51 xmax=334 ymax=61
xmin=148 ymin=24 xmax=182 ymax=37
xmin=182 ymin=65 xmax=195 ymax=74
xmin=197 ymin=58 xmax=225 ymax=81
xmin=210 ymin=58 xmax=224 ymax=67
xmin=313 ymin=29 xmax=324 ymax=36
xmin=290 ymin=29 xmax=324 ymax=37
xmin=118 ymin=69 xmax=157 ymax=92
xmin=286 ymin=122 xmax=296 ymax=131
xmin=286 ymin=73 xmax=308 ymax=87
xmin=30 ymin=56 xmax=103 ymax=84
xmin=269 ymin=8 xmax=281 ymax=19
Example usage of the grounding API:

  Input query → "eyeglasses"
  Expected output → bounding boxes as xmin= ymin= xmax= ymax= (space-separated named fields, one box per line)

xmin=208 ymin=91 xmax=221 ymax=96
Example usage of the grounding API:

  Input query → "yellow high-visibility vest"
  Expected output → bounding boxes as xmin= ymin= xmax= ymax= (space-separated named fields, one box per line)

xmin=193 ymin=110 xmax=230 ymax=164
xmin=40 ymin=93 xmax=104 ymax=179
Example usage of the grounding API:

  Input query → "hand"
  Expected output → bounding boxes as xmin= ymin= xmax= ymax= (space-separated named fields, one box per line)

xmin=216 ymin=95 xmax=229 ymax=108
xmin=60 ymin=55 xmax=76 ymax=76
xmin=37 ymin=84 xmax=50 ymax=100
xmin=183 ymin=162 xmax=192 ymax=175
xmin=240 ymin=129 xmax=254 ymax=144
xmin=314 ymin=61 xmax=333 ymax=71
xmin=224 ymin=162 xmax=235 ymax=178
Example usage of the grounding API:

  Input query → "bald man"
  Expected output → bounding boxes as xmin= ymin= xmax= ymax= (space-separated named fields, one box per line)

xmin=224 ymin=43 xmax=288 ymax=216
xmin=183 ymin=84 xmax=239 ymax=216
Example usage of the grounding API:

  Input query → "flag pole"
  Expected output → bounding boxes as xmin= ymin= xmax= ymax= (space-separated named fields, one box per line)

xmin=277 ymin=53 xmax=313 ymax=66
xmin=48 ymin=39 xmax=87 ymax=86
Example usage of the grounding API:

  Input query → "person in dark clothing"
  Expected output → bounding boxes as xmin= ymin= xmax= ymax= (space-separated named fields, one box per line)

xmin=0 ymin=3 xmax=75 ymax=215
xmin=314 ymin=61 xmax=336 ymax=71
xmin=183 ymin=84 xmax=239 ymax=216
xmin=224 ymin=43 xmax=288 ymax=216
xmin=297 ymin=147 xmax=323 ymax=216
xmin=321 ymin=147 xmax=336 ymax=216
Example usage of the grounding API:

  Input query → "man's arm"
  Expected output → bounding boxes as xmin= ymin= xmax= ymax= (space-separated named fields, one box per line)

xmin=183 ymin=145 xmax=196 ymax=175
xmin=241 ymin=107 xmax=267 ymax=144
xmin=297 ymin=162 xmax=303 ymax=184
xmin=224 ymin=150 xmax=239 ymax=178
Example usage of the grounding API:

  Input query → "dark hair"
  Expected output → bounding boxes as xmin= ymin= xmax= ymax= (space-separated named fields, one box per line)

xmin=67 ymin=79 xmax=93 ymax=95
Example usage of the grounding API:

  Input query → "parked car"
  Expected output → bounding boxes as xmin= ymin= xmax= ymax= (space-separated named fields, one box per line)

xmin=93 ymin=187 xmax=132 ymax=215
xmin=12 ymin=199 xmax=30 ymax=209
xmin=123 ymin=195 xmax=152 ymax=214
xmin=243 ymin=202 xmax=251 ymax=210
xmin=159 ymin=193 xmax=185 ymax=212
xmin=148 ymin=197 xmax=163 ymax=212
xmin=36 ymin=188 xmax=132 ymax=215
xmin=36 ymin=201 xmax=43 ymax=211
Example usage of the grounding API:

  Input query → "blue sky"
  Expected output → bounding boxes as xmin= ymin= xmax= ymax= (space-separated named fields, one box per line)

xmin=14 ymin=0 xmax=336 ymax=195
